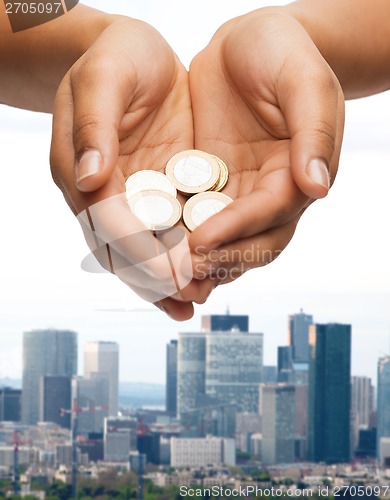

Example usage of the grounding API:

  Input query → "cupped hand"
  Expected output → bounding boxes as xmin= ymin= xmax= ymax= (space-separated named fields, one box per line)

xmin=50 ymin=18 xmax=214 ymax=320
xmin=188 ymin=9 xmax=345 ymax=284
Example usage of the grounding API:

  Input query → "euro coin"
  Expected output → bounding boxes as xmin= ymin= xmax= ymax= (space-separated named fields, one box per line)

xmin=183 ymin=192 xmax=233 ymax=232
xmin=125 ymin=170 xmax=177 ymax=199
xmin=165 ymin=150 xmax=220 ymax=195
xmin=127 ymin=189 xmax=182 ymax=232
xmin=211 ymin=155 xmax=229 ymax=192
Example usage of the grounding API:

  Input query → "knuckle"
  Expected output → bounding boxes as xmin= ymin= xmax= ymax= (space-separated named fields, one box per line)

xmin=72 ymin=113 xmax=103 ymax=151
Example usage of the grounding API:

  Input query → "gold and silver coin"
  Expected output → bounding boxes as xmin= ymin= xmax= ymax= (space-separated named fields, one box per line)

xmin=165 ymin=150 xmax=220 ymax=195
xmin=127 ymin=189 xmax=182 ymax=232
xmin=211 ymin=155 xmax=229 ymax=192
xmin=125 ymin=170 xmax=177 ymax=199
xmin=183 ymin=192 xmax=233 ymax=232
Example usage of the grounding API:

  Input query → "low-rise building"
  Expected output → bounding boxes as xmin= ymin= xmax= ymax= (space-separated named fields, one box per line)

xmin=170 ymin=437 xmax=235 ymax=467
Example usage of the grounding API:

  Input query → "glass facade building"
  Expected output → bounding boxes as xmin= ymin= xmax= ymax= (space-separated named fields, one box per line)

xmin=84 ymin=341 xmax=119 ymax=416
xmin=261 ymin=384 xmax=296 ymax=465
xmin=308 ymin=323 xmax=351 ymax=464
xmin=288 ymin=310 xmax=313 ymax=363
xmin=40 ymin=375 xmax=71 ymax=429
xmin=22 ymin=329 xmax=77 ymax=425
xmin=377 ymin=356 xmax=390 ymax=458
xmin=166 ymin=340 xmax=178 ymax=415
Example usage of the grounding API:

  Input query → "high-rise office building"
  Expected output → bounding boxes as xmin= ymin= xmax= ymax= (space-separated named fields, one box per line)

xmin=0 ymin=388 xmax=21 ymax=422
xmin=166 ymin=340 xmax=178 ymax=415
xmin=72 ymin=374 xmax=109 ymax=436
xmin=177 ymin=315 xmax=263 ymax=436
xmin=351 ymin=376 xmax=375 ymax=452
xmin=261 ymin=384 xmax=296 ymax=465
xmin=277 ymin=346 xmax=293 ymax=382
xmin=40 ymin=376 xmax=71 ymax=429
xmin=288 ymin=310 xmax=313 ymax=363
xmin=377 ymin=356 xmax=390 ymax=458
xmin=294 ymin=384 xmax=309 ymax=460
xmin=352 ymin=376 xmax=374 ymax=428
xmin=308 ymin=323 xmax=351 ymax=464
xmin=84 ymin=341 xmax=119 ymax=416
xmin=177 ymin=333 xmax=206 ymax=417
xmin=22 ymin=329 xmax=77 ymax=425
xmin=205 ymin=330 xmax=263 ymax=413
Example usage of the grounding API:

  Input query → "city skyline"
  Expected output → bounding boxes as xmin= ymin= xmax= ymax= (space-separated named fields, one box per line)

xmin=0 ymin=303 xmax=388 ymax=385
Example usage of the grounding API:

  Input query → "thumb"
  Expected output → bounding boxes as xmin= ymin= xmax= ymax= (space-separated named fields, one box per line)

xmin=280 ymin=53 xmax=345 ymax=199
xmin=71 ymin=56 xmax=134 ymax=193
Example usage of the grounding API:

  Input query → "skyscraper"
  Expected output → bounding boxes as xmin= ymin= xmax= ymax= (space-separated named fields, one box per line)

xmin=288 ymin=310 xmax=313 ymax=363
xmin=351 ymin=376 xmax=375 ymax=452
xmin=177 ymin=314 xmax=263 ymax=436
xmin=166 ymin=340 xmax=178 ymax=416
xmin=84 ymin=341 xmax=119 ymax=416
xmin=22 ymin=329 xmax=77 ymax=425
xmin=377 ymin=356 xmax=390 ymax=457
xmin=177 ymin=333 xmax=206 ymax=417
xmin=277 ymin=346 xmax=293 ymax=382
xmin=308 ymin=323 xmax=351 ymax=464
xmin=261 ymin=384 xmax=296 ymax=465
xmin=205 ymin=330 xmax=263 ymax=413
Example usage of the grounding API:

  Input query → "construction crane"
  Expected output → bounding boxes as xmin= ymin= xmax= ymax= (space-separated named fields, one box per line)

xmin=60 ymin=399 xmax=108 ymax=499
xmin=11 ymin=431 xmax=31 ymax=496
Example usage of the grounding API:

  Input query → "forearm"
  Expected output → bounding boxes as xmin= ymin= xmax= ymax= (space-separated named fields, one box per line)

xmin=284 ymin=0 xmax=390 ymax=99
xmin=0 ymin=4 xmax=116 ymax=111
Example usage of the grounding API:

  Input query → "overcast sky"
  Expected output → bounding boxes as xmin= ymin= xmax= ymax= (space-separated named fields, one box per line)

xmin=0 ymin=0 xmax=389 ymax=385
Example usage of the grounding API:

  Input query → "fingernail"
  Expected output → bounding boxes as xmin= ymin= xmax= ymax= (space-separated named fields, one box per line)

xmin=306 ymin=159 xmax=330 ymax=190
xmin=76 ymin=149 xmax=102 ymax=185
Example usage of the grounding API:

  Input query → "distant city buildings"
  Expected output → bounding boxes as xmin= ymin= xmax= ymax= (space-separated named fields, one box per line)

xmin=166 ymin=340 xmax=178 ymax=416
xmin=261 ymin=384 xmax=296 ymax=465
xmin=104 ymin=416 xmax=137 ymax=462
xmin=377 ymin=356 xmax=390 ymax=462
xmin=288 ymin=310 xmax=313 ymax=363
xmin=176 ymin=314 xmax=263 ymax=437
xmin=72 ymin=374 xmax=109 ymax=436
xmin=84 ymin=341 xmax=119 ymax=416
xmin=177 ymin=332 xmax=206 ymax=418
xmin=170 ymin=437 xmax=235 ymax=467
xmin=40 ymin=375 xmax=71 ymax=429
xmin=0 ymin=309 xmax=383 ymax=481
xmin=22 ymin=329 xmax=77 ymax=425
xmin=308 ymin=323 xmax=351 ymax=464
xmin=0 ymin=387 xmax=21 ymax=422
xmin=351 ymin=375 xmax=375 ymax=452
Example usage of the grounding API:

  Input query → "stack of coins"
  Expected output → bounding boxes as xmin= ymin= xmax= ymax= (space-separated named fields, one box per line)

xmin=125 ymin=150 xmax=232 ymax=232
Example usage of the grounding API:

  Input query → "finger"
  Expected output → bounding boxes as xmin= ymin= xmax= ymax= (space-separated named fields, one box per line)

xmin=276 ymin=33 xmax=345 ymax=199
xmin=190 ymin=159 xmax=307 ymax=253
xmin=191 ymin=217 xmax=299 ymax=280
xmin=155 ymin=298 xmax=194 ymax=321
xmin=70 ymin=51 xmax=136 ymax=192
